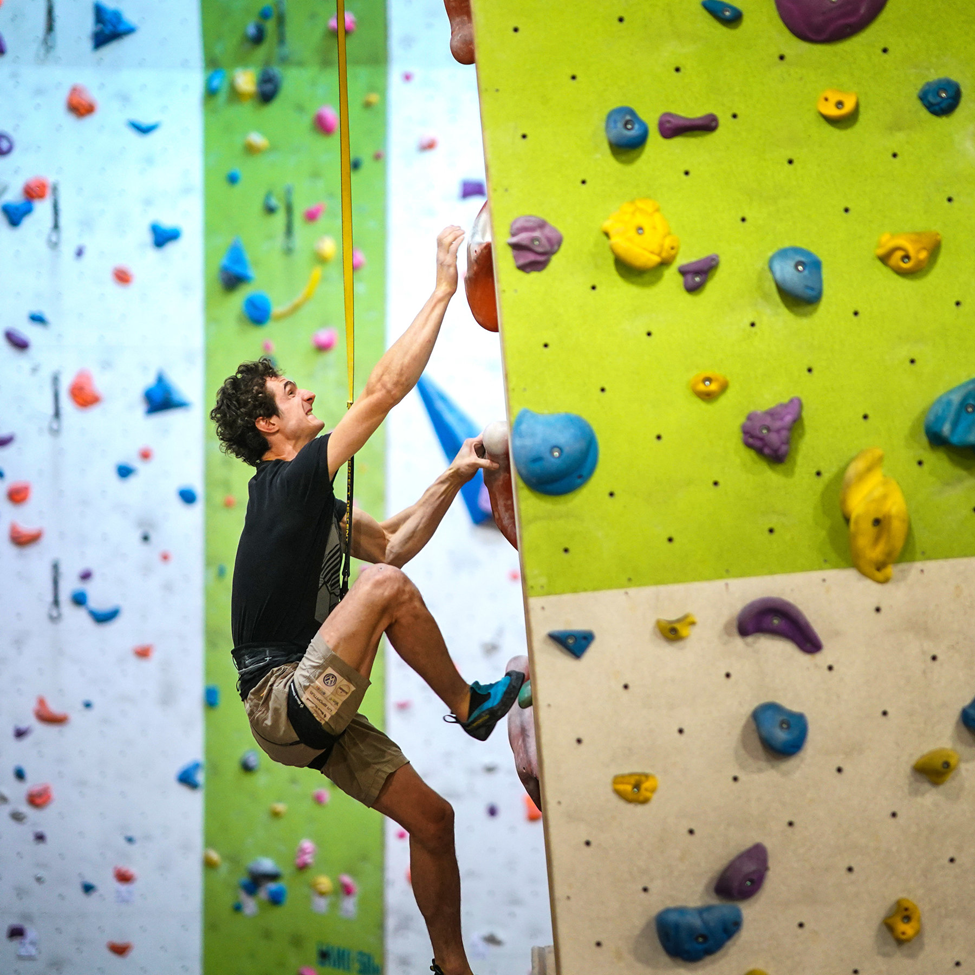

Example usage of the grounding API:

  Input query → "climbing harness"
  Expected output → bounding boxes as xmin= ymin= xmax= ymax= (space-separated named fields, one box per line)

xmin=335 ymin=0 xmax=355 ymax=597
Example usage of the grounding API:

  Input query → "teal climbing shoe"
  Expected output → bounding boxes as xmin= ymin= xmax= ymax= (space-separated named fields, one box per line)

xmin=449 ymin=671 xmax=525 ymax=741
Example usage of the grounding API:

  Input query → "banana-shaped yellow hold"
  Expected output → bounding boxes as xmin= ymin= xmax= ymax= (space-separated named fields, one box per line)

xmin=840 ymin=448 xmax=908 ymax=583
xmin=656 ymin=613 xmax=696 ymax=640
xmin=612 ymin=773 xmax=658 ymax=804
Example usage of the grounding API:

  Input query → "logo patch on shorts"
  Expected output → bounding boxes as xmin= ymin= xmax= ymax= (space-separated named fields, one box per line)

xmin=322 ymin=673 xmax=338 ymax=687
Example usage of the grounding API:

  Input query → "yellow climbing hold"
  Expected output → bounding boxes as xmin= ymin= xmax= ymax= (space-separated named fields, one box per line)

xmin=913 ymin=747 xmax=959 ymax=785
xmin=690 ymin=372 xmax=729 ymax=401
xmin=203 ymin=848 xmax=221 ymax=868
xmin=744 ymin=970 xmax=769 ymax=975
xmin=315 ymin=235 xmax=338 ymax=262
xmin=875 ymin=231 xmax=941 ymax=274
xmin=244 ymin=131 xmax=270 ymax=154
xmin=656 ymin=613 xmax=696 ymax=641
xmin=233 ymin=68 xmax=257 ymax=100
xmin=601 ymin=199 xmax=680 ymax=271
xmin=612 ymin=773 xmax=658 ymax=804
xmin=840 ymin=448 xmax=908 ymax=584
xmin=311 ymin=874 xmax=334 ymax=896
xmin=363 ymin=92 xmax=380 ymax=107
xmin=270 ymin=802 xmax=287 ymax=817
xmin=272 ymin=266 xmax=322 ymax=320
xmin=884 ymin=898 xmax=921 ymax=943
xmin=818 ymin=89 xmax=858 ymax=120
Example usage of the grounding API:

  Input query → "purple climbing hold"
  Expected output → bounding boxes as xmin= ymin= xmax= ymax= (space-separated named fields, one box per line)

xmin=507 ymin=216 xmax=563 ymax=272
xmin=5 ymin=329 xmax=30 ymax=350
xmin=0 ymin=31 xmax=7 ymax=56
xmin=714 ymin=843 xmax=769 ymax=900
xmin=14 ymin=725 xmax=32 ymax=739
xmin=741 ymin=397 xmax=802 ymax=462
xmin=736 ymin=596 xmax=823 ymax=654
xmin=678 ymin=254 xmax=719 ymax=293
xmin=461 ymin=179 xmax=486 ymax=199
xmin=0 ymin=132 xmax=14 ymax=156
xmin=79 ymin=568 xmax=93 ymax=580
xmin=774 ymin=0 xmax=887 ymax=43
xmin=658 ymin=112 xmax=719 ymax=138
xmin=0 ymin=434 xmax=14 ymax=447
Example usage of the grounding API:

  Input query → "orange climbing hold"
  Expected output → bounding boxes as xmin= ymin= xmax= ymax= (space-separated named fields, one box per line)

xmin=67 ymin=84 xmax=97 ymax=117
xmin=23 ymin=177 xmax=50 ymax=200
xmin=69 ymin=369 xmax=102 ymax=408
xmin=34 ymin=696 xmax=69 ymax=724
xmin=132 ymin=644 xmax=153 ymax=659
xmin=27 ymin=784 xmax=53 ymax=808
xmin=113 ymin=866 xmax=137 ymax=883
xmin=138 ymin=446 xmax=152 ymax=461
xmin=7 ymin=481 xmax=30 ymax=504
xmin=10 ymin=522 xmax=43 ymax=546
xmin=524 ymin=794 xmax=542 ymax=821
xmin=113 ymin=266 xmax=133 ymax=285
xmin=223 ymin=495 xmax=237 ymax=508
xmin=107 ymin=942 xmax=133 ymax=957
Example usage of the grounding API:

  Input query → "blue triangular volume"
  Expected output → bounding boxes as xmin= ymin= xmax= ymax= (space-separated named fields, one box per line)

xmin=416 ymin=375 xmax=490 ymax=525
xmin=547 ymin=629 xmax=595 ymax=659
xmin=219 ymin=236 xmax=254 ymax=289
xmin=93 ymin=2 xmax=137 ymax=49
xmin=144 ymin=370 xmax=190 ymax=414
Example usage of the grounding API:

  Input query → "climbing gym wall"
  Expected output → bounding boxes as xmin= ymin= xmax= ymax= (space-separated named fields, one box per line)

xmin=384 ymin=1 xmax=552 ymax=972
xmin=471 ymin=1 xmax=975 ymax=973
xmin=201 ymin=1 xmax=388 ymax=972
xmin=0 ymin=1 xmax=206 ymax=972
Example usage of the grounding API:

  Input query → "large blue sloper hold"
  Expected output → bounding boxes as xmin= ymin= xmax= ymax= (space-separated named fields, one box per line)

xmin=511 ymin=409 xmax=598 ymax=495
xmin=144 ymin=370 xmax=190 ymax=414
xmin=93 ymin=2 xmax=137 ymax=49
xmin=656 ymin=904 xmax=743 ymax=962
xmin=769 ymin=247 xmax=822 ymax=303
xmin=752 ymin=701 xmax=808 ymax=756
xmin=415 ymin=375 xmax=490 ymax=525
xmin=925 ymin=378 xmax=975 ymax=450
xmin=219 ymin=237 xmax=255 ymax=290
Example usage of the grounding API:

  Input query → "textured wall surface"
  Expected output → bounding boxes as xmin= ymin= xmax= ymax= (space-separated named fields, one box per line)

xmin=0 ymin=1 xmax=205 ymax=972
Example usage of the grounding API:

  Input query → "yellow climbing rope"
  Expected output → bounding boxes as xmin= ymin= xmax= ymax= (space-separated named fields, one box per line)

xmin=335 ymin=0 xmax=356 ymax=595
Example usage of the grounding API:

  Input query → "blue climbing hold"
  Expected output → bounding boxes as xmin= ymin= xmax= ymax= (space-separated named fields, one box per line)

xmin=81 ymin=881 xmax=97 ymax=895
xmin=245 ymin=21 xmax=266 ymax=43
xmin=28 ymin=312 xmax=49 ymax=325
xmin=205 ymin=68 xmax=226 ymax=95
xmin=178 ymin=487 xmax=198 ymax=505
xmin=769 ymin=247 xmax=823 ymax=303
xmin=918 ymin=78 xmax=961 ymax=117
xmin=656 ymin=904 xmax=743 ymax=962
xmin=752 ymin=701 xmax=808 ymax=756
xmin=217 ymin=564 xmax=227 ymax=578
xmin=226 ymin=169 xmax=241 ymax=185
xmin=219 ymin=237 xmax=254 ymax=289
xmin=925 ymin=377 xmax=975 ymax=450
xmin=547 ymin=629 xmax=595 ymax=659
xmin=351 ymin=156 xmax=363 ymax=170
xmin=415 ymin=375 xmax=491 ymax=526
xmin=14 ymin=765 xmax=26 ymax=781
xmin=247 ymin=857 xmax=283 ymax=883
xmin=144 ymin=370 xmax=190 ymax=414
xmin=262 ymin=191 xmax=280 ymax=214
xmin=177 ymin=760 xmax=203 ymax=789
xmin=239 ymin=878 xmax=259 ymax=896
xmin=702 ymin=0 xmax=743 ymax=23
xmin=88 ymin=606 xmax=121 ymax=624
xmin=2 ymin=199 xmax=34 ymax=228
xmin=71 ymin=589 xmax=88 ymax=606
xmin=243 ymin=291 xmax=272 ymax=325
xmin=605 ymin=106 xmax=649 ymax=150
xmin=205 ymin=685 xmax=220 ymax=708
xmin=150 ymin=222 xmax=181 ymax=248
xmin=93 ymin=2 xmax=137 ymax=49
xmin=240 ymin=749 xmax=260 ymax=772
xmin=116 ymin=463 xmax=136 ymax=479
xmin=259 ymin=4 xmax=274 ymax=18
xmin=961 ymin=695 xmax=975 ymax=733
xmin=266 ymin=882 xmax=287 ymax=906
xmin=511 ymin=409 xmax=598 ymax=495
xmin=128 ymin=120 xmax=160 ymax=135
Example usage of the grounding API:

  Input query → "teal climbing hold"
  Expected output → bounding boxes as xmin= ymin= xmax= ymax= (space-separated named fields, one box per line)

xmin=702 ymin=0 xmax=742 ymax=23
xmin=88 ymin=606 xmax=121 ymax=624
xmin=71 ymin=589 xmax=87 ymax=606
xmin=116 ymin=463 xmax=136 ymax=478
xmin=205 ymin=685 xmax=220 ymax=708
xmin=752 ymin=701 xmax=807 ymax=756
xmin=219 ymin=237 xmax=253 ymax=289
xmin=144 ymin=370 xmax=190 ymax=414
xmin=2 ymin=199 xmax=33 ymax=227
xmin=925 ymin=377 xmax=975 ymax=450
xmin=547 ymin=629 xmax=594 ymax=659
xmin=961 ymin=695 xmax=975 ymax=733
xmin=656 ymin=904 xmax=743 ymax=962
xmin=178 ymin=487 xmax=198 ymax=504
xmin=177 ymin=760 xmax=203 ymax=789
xmin=93 ymin=2 xmax=136 ymax=49
xmin=150 ymin=222 xmax=181 ymax=247
xmin=205 ymin=68 xmax=226 ymax=95
xmin=266 ymin=882 xmax=287 ymax=905
xmin=511 ymin=409 xmax=598 ymax=495
xmin=243 ymin=292 xmax=272 ymax=325
xmin=128 ymin=120 xmax=160 ymax=134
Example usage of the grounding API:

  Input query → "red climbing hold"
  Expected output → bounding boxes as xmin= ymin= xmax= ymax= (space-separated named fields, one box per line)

xmin=113 ymin=866 xmax=137 ymax=883
xmin=26 ymin=784 xmax=53 ymax=808
xmin=138 ymin=446 xmax=152 ymax=461
xmin=418 ymin=135 xmax=438 ymax=151
xmin=107 ymin=942 xmax=133 ymax=957
xmin=67 ymin=84 xmax=97 ymax=117
xmin=7 ymin=481 xmax=30 ymax=504
xmin=223 ymin=495 xmax=236 ymax=507
xmin=112 ymin=266 xmax=133 ymax=285
xmin=69 ymin=369 xmax=102 ymax=408
xmin=10 ymin=522 xmax=43 ymax=546
xmin=33 ymin=697 xmax=68 ymax=724
xmin=23 ymin=177 xmax=49 ymax=200
xmin=132 ymin=644 xmax=153 ymax=659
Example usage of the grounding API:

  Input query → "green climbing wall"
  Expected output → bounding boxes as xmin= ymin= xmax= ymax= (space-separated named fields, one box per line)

xmin=472 ymin=0 xmax=975 ymax=599
xmin=202 ymin=2 xmax=387 ymax=971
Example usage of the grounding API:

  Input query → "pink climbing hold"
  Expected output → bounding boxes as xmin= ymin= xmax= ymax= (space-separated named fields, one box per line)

xmin=312 ymin=788 xmax=330 ymax=805
xmin=304 ymin=202 xmax=325 ymax=222
xmin=262 ymin=340 xmax=274 ymax=353
xmin=418 ymin=135 xmax=438 ymax=151
xmin=315 ymin=105 xmax=339 ymax=135
xmin=299 ymin=969 xmax=317 ymax=975
xmin=338 ymin=874 xmax=357 ymax=896
xmin=328 ymin=10 xmax=357 ymax=32
xmin=402 ymin=71 xmax=414 ymax=82
xmin=352 ymin=249 xmax=365 ymax=271
xmin=312 ymin=328 xmax=337 ymax=351
xmin=295 ymin=838 xmax=316 ymax=870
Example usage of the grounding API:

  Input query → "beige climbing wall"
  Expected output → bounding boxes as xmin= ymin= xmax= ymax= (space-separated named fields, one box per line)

xmin=527 ymin=560 xmax=975 ymax=974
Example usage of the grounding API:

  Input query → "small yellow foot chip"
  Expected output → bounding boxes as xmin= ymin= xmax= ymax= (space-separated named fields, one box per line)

xmin=657 ymin=613 xmax=697 ymax=641
xmin=913 ymin=747 xmax=959 ymax=785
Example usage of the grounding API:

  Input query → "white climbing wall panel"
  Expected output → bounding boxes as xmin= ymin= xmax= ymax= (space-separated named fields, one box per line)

xmin=0 ymin=2 xmax=204 ymax=972
xmin=385 ymin=1 xmax=553 ymax=971
xmin=528 ymin=560 xmax=975 ymax=974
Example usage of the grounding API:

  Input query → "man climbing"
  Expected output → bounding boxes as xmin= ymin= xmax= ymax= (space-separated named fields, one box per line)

xmin=210 ymin=225 xmax=523 ymax=975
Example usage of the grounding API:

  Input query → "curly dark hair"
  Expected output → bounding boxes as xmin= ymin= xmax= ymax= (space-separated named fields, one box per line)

xmin=210 ymin=358 xmax=282 ymax=466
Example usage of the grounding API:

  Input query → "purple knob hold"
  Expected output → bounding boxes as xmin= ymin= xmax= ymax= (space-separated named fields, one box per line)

xmin=5 ymin=328 xmax=30 ymax=350
xmin=658 ymin=112 xmax=719 ymax=139
xmin=741 ymin=397 xmax=801 ymax=462
xmin=678 ymin=254 xmax=719 ymax=292
xmin=714 ymin=843 xmax=769 ymax=900
xmin=736 ymin=596 xmax=822 ymax=654
xmin=507 ymin=216 xmax=563 ymax=273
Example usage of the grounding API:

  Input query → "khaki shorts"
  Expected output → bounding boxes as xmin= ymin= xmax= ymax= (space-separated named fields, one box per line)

xmin=243 ymin=632 xmax=409 ymax=807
